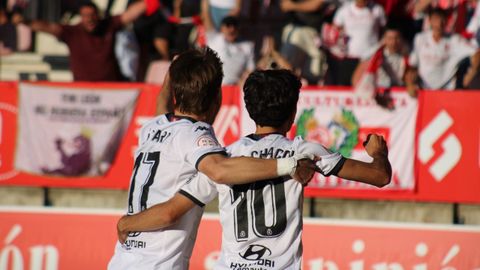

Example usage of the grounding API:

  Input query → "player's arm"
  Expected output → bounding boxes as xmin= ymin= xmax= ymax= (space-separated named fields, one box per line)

xmin=197 ymin=153 xmax=315 ymax=185
xmin=120 ymin=0 xmax=147 ymax=25
xmin=335 ymin=134 xmax=391 ymax=187
xmin=117 ymin=193 xmax=196 ymax=242
xmin=29 ymin=20 xmax=62 ymax=37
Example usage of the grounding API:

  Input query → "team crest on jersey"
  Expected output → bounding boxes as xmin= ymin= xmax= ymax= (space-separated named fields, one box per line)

xmin=295 ymin=108 xmax=359 ymax=157
xmin=196 ymin=135 xmax=220 ymax=147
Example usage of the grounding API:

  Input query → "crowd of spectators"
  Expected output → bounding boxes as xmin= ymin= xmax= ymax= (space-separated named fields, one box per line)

xmin=1 ymin=0 xmax=480 ymax=93
xmin=0 ymin=4 xmax=31 ymax=55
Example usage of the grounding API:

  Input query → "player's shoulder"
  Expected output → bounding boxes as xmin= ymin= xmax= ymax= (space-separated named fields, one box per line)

xmin=190 ymin=120 xmax=214 ymax=133
xmin=141 ymin=114 xmax=212 ymax=137
xmin=291 ymin=135 xmax=316 ymax=152
xmin=160 ymin=114 xmax=213 ymax=134
xmin=232 ymin=134 xmax=296 ymax=153
xmin=294 ymin=136 xmax=335 ymax=155
xmin=174 ymin=120 xmax=214 ymax=141
xmin=291 ymin=135 xmax=306 ymax=148
xmin=226 ymin=136 xmax=254 ymax=154
xmin=138 ymin=114 xmax=167 ymax=135
xmin=176 ymin=120 xmax=220 ymax=149
xmin=143 ymin=114 xmax=167 ymax=128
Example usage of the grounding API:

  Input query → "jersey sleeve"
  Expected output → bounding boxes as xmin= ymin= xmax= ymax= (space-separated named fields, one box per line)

xmin=183 ymin=124 xmax=227 ymax=170
xmin=179 ymin=173 xmax=218 ymax=207
xmin=296 ymin=138 xmax=345 ymax=176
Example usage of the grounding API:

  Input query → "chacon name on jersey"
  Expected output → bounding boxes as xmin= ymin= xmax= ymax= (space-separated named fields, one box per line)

xmin=147 ymin=129 xmax=171 ymax=143
xmin=250 ymin=148 xmax=294 ymax=159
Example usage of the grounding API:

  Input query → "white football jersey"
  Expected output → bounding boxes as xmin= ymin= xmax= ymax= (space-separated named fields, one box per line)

xmin=180 ymin=134 xmax=344 ymax=270
xmin=108 ymin=113 xmax=225 ymax=270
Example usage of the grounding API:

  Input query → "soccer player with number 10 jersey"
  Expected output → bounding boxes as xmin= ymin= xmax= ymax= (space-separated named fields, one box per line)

xmin=114 ymin=65 xmax=392 ymax=269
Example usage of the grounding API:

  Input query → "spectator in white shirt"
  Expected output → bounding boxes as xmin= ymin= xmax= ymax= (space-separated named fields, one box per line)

xmin=333 ymin=0 xmax=386 ymax=59
xmin=325 ymin=0 xmax=385 ymax=85
xmin=406 ymin=8 xmax=479 ymax=96
xmin=204 ymin=15 xmax=254 ymax=86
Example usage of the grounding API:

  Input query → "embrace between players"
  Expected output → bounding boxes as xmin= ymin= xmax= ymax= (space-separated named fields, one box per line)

xmin=108 ymin=48 xmax=392 ymax=270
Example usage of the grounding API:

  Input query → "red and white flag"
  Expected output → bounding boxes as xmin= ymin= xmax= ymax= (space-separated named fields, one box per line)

xmin=353 ymin=45 xmax=384 ymax=100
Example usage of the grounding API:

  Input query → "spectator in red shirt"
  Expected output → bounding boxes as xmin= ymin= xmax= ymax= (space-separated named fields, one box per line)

xmin=28 ymin=1 xmax=146 ymax=81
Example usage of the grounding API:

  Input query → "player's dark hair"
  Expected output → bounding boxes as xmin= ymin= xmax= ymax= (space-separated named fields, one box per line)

xmin=169 ymin=47 xmax=224 ymax=116
xmin=243 ymin=69 xmax=301 ymax=128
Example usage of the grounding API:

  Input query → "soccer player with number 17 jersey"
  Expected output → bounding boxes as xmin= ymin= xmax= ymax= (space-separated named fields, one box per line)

xmin=108 ymin=49 xmax=315 ymax=270
xmin=117 ymin=69 xmax=392 ymax=269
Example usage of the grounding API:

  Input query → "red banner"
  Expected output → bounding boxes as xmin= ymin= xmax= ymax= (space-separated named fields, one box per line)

xmin=0 ymin=82 xmax=18 ymax=184
xmin=0 ymin=82 xmax=241 ymax=190
xmin=415 ymin=91 xmax=480 ymax=203
xmin=0 ymin=82 xmax=160 ymax=189
xmin=289 ymin=88 xmax=417 ymax=191
xmin=1 ymin=208 xmax=479 ymax=270
xmin=299 ymin=88 xmax=480 ymax=204
xmin=1 ymin=82 xmax=480 ymax=204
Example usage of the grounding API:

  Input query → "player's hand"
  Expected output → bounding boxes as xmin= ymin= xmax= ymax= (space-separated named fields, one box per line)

xmin=292 ymin=155 xmax=317 ymax=185
xmin=117 ymin=215 xmax=129 ymax=244
xmin=363 ymin=134 xmax=388 ymax=158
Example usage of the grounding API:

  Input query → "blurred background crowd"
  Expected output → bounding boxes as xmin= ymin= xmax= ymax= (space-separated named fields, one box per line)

xmin=2 ymin=0 xmax=480 ymax=94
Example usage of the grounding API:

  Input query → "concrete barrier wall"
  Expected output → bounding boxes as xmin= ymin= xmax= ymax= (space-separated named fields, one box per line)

xmin=1 ymin=187 xmax=479 ymax=225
